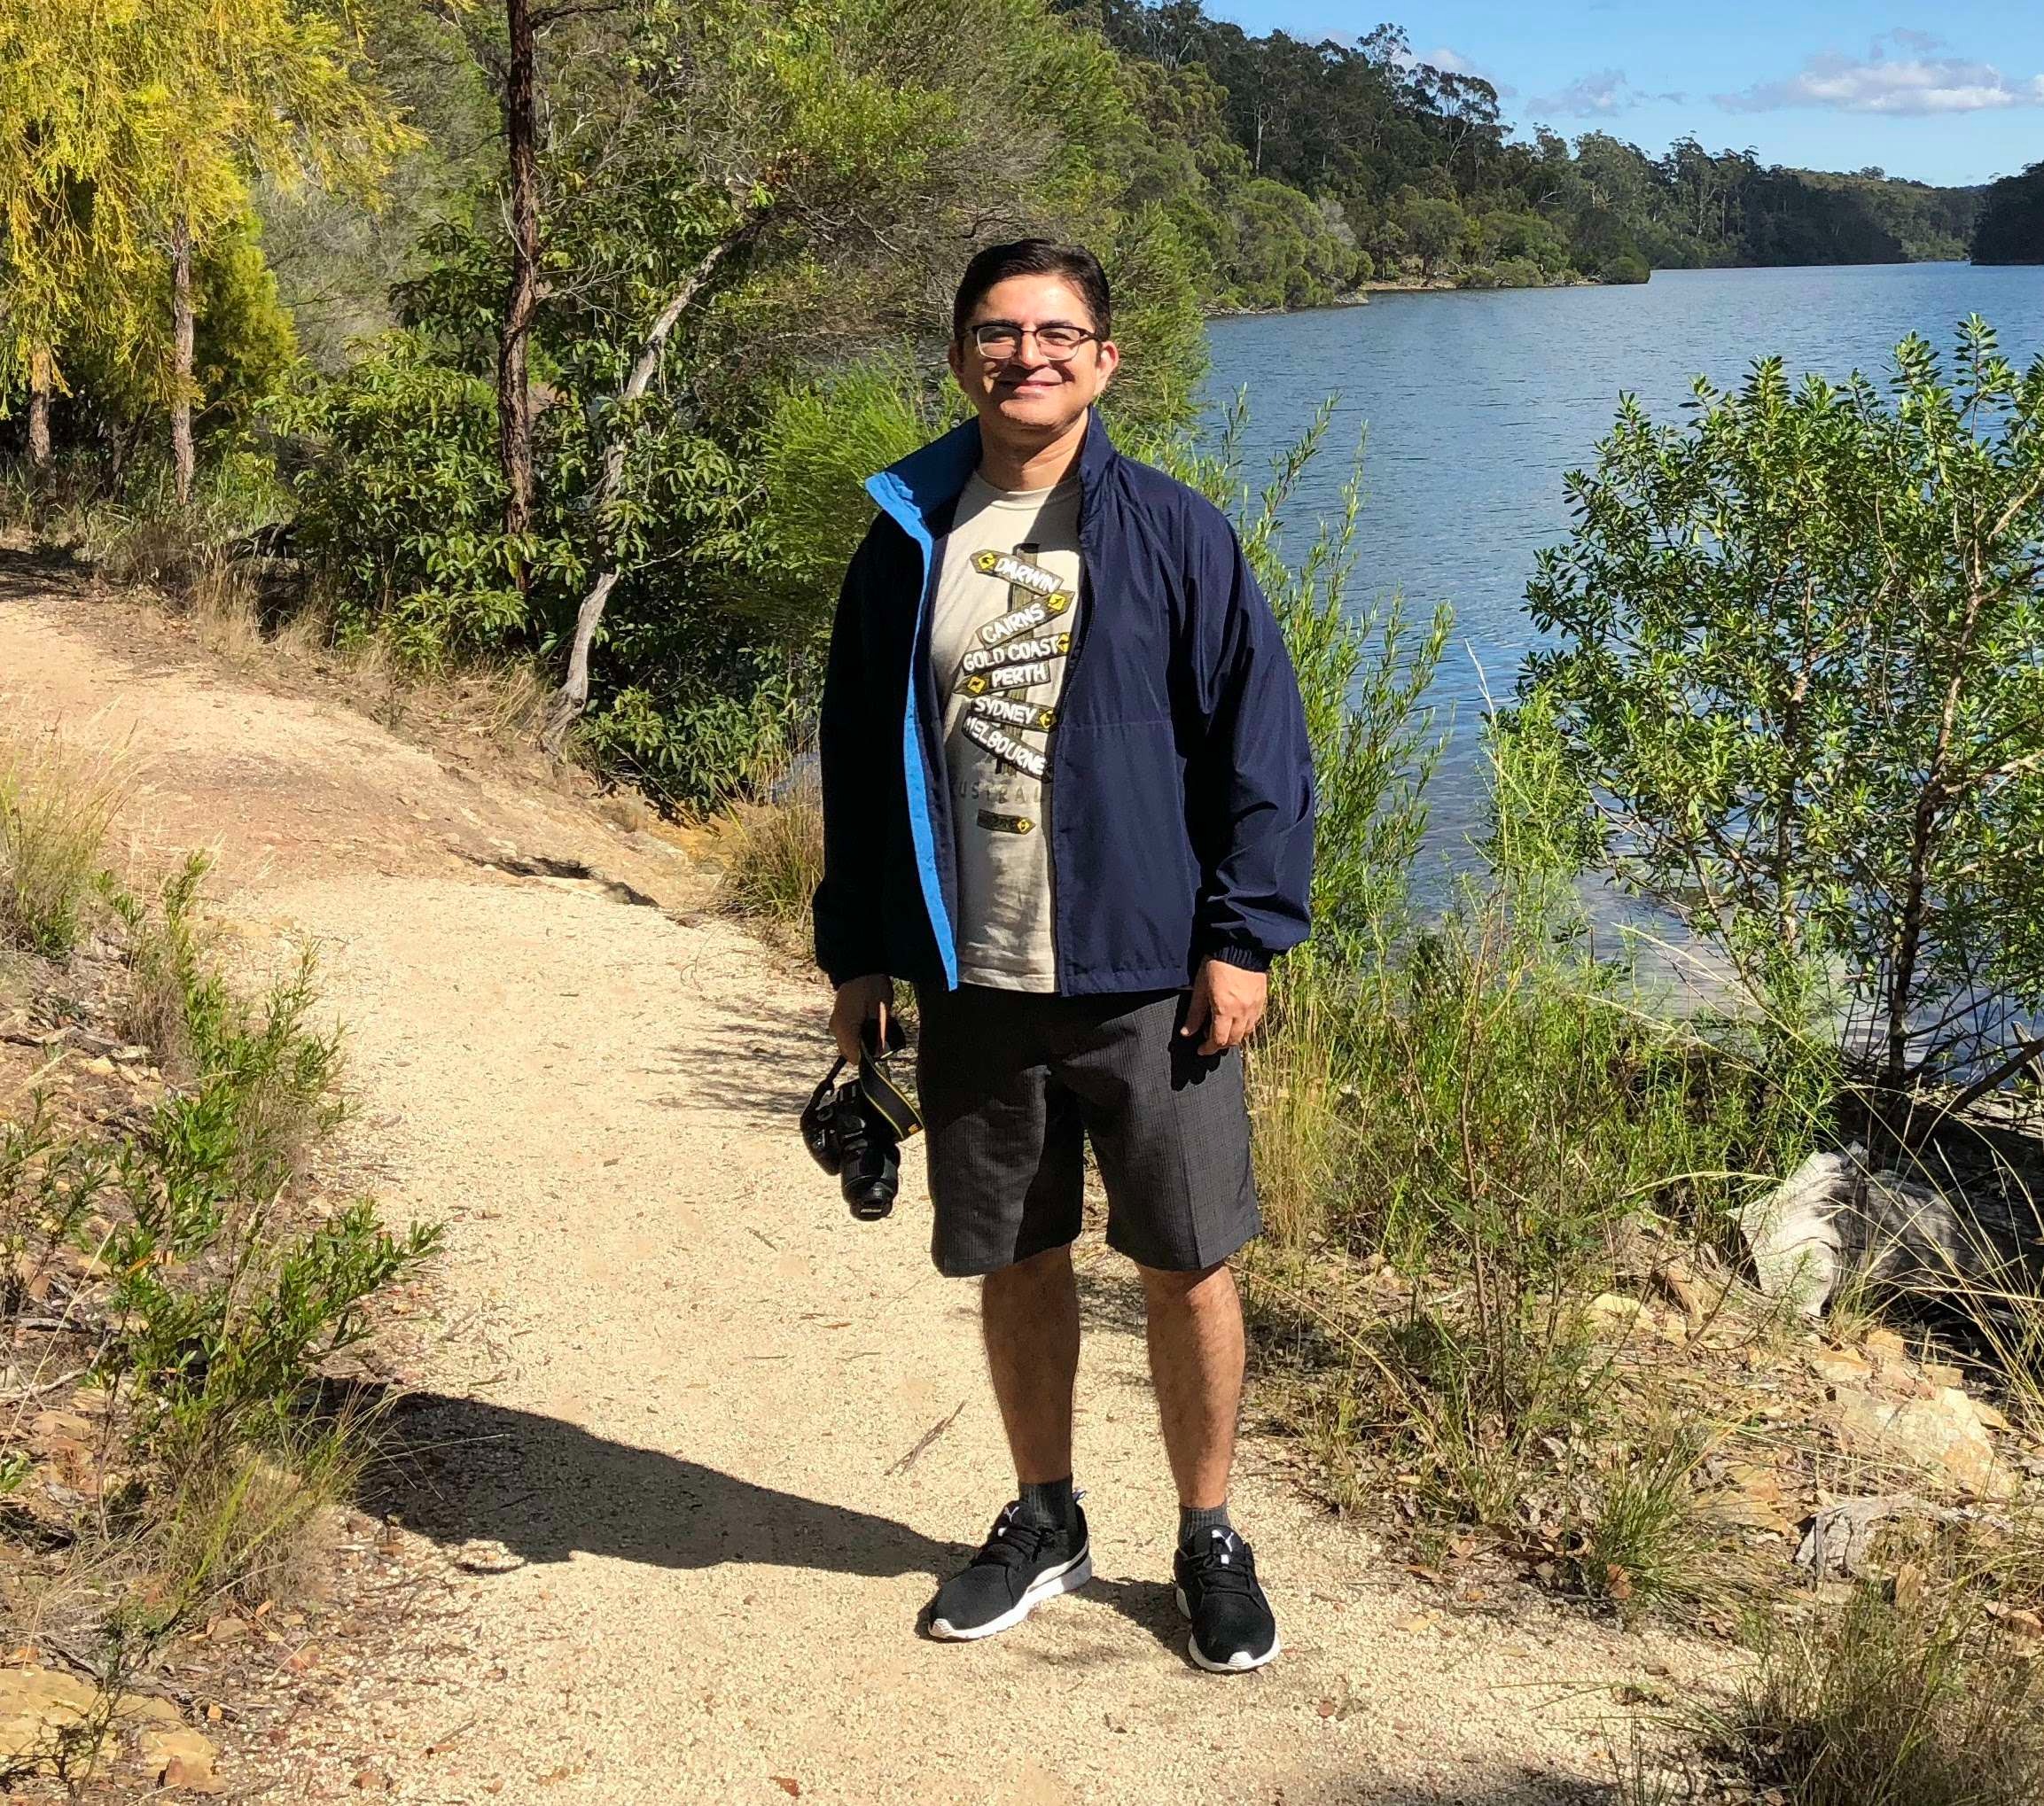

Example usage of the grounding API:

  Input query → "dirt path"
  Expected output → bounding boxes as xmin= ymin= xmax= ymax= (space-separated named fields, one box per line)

xmin=2 ymin=563 xmax=1719 ymax=1804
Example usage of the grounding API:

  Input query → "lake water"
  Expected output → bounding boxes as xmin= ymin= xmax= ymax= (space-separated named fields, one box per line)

xmin=1201 ymin=261 xmax=2044 ymax=871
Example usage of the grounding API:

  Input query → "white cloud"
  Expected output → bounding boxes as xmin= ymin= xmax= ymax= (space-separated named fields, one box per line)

xmin=1417 ymin=46 xmax=1480 ymax=77
xmin=1719 ymin=31 xmax=2044 ymax=115
xmin=1387 ymin=41 xmax=1517 ymax=97
xmin=1529 ymin=68 xmax=1684 ymax=117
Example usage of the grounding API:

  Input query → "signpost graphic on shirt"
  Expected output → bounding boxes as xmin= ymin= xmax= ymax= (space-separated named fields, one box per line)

xmin=954 ymin=544 xmax=1069 ymax=771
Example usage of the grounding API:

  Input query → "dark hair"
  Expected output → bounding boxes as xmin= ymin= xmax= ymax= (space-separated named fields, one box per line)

xmin=951 ymin=240 xmax=1112 ymax=343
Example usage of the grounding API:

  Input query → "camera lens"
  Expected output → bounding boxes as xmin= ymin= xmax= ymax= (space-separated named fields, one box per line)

xmin=841 ymin=1140 xmax=900 ymax=1219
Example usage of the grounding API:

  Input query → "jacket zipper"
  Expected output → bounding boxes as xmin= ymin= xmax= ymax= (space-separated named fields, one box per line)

xmin=1049 ymin=481 xmax=1103 ymax=993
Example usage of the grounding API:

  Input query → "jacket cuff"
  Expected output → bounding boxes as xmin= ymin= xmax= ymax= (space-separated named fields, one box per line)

xmin=1207 ymin=944 xmax=1273 ymax=975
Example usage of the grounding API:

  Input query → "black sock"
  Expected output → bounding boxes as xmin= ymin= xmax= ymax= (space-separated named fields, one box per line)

xmin=1179 ymin=1501 xmax=1231 ymax=1549
xmin=1016 ymin=1476 xmax=1075 ymax=1530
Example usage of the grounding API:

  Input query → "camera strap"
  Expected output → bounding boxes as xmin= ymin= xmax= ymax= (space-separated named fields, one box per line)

xmin=856 ymin=1047 xmax=923 ymax=1142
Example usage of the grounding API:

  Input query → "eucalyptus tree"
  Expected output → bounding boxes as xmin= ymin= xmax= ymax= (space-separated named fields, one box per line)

xmin=527 ymin=0 xmax=1184 ymax=748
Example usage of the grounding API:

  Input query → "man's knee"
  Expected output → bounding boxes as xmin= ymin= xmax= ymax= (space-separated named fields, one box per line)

xmin=984 ymin=1242 xmax=1074 ymax=1300
xmin=1135 ymin=1258 xmax=1234 ymax=1309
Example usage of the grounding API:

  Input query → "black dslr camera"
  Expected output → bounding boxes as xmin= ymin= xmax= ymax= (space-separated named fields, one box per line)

xmin=801 ymin=1016 xmax=922 ymax=1220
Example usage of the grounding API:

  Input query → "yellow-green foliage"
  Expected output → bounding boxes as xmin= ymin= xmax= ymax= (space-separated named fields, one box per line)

xmin=0 ymin=0 xmax=412 ymax=435
xmin=65 ymin=215 xmax=300 ymax=426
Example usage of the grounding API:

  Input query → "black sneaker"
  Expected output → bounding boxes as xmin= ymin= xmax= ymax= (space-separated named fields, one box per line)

xmin=1174 ymin=1526 xmax=1280 ymax=1672
xmin=927 ymin=1500 xmax=1092 ymax=1640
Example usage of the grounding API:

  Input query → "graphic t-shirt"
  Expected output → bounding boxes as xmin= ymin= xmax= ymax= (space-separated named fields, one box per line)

xmin=929 ymin=473 xmax=1083 ymax=992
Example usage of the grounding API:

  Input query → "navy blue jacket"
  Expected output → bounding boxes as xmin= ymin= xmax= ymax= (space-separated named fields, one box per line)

xmin=813 ymin=409 xmax=1314 ymax=995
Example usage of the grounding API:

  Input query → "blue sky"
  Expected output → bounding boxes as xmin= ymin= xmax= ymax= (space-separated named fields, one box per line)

xmin=1206 ymin=2 xmax=2044 ymax=185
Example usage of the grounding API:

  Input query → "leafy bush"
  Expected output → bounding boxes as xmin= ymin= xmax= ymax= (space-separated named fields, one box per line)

xmin=105 ymin=1192 xmax=435 ymax=1461
xmin=270 ymin=335 xmax=537 ymax=661
xmin=1525 ymin=320 xmax=2044 ymax=1109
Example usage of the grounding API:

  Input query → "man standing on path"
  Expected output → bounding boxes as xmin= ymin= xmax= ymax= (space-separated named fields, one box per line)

xmin=813 ymin=241 xmax=1314 ymax=1673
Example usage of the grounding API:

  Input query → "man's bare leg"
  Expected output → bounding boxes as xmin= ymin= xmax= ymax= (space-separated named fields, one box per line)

xmin=1141 ymin=1258 xmax=1277 ymax=1670
xmin=927 ymin=1245 xmax=1087 ymax=1640
xmin=1137 ymin=1260 xmax=1243 ymax=1509
xmin=981 ymin=1243 xmax=1080 ymax=1483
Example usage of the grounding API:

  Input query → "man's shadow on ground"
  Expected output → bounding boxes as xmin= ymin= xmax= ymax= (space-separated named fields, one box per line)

xmin=363 ymin=1388 xmax=1189 ymax=1656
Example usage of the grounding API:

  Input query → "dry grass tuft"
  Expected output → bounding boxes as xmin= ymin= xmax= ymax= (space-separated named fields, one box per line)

xmin=0 ymin=726 xmax=124 ymax=957
xmin=148 ymin=1420 xmax=366 ymax=1618
xmin=1246 ymin=963 xmax=1346 ymax=1248
xmin=716 ymin=766 xmax=824 ymax=940
xmin=187 ymin=557 xmax=266 ymax=666
xmin=1693 ymin=1575 xmax=2044 ymax=1806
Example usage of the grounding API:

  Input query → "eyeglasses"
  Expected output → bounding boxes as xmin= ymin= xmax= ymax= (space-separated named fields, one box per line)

xmin=968 ymin=321 xmax=1102 ymax=362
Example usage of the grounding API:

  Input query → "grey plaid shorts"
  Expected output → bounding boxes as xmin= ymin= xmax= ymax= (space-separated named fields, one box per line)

xmin=912 ymin=985 xmax=1261 ymax=1277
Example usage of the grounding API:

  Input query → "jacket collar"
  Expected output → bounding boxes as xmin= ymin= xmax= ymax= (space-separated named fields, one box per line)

xmin=865 ymin=408 xmax=1118 ymax=541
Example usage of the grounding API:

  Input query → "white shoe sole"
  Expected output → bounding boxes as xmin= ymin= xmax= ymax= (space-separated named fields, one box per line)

xmin=929 ymin=1550 xmax=1093 ymax=1641
xmin=1176 ymin=1584 xmax=1282 ymax=1672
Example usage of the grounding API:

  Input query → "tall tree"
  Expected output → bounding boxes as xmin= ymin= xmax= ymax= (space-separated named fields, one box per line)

xmin=104 ymin=0 xmax=415 ymax=503
xmin=533 ymin=0 xmax=1144 ymax=750
xmin=0 ymin=0 xmax=152 ymax=473
xmin=497 ymin=0 xmax=541 ymax=572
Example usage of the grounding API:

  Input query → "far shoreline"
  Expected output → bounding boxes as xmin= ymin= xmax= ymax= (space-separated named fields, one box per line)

xmin=1203 ymin=258 xmax=2009 ymax=323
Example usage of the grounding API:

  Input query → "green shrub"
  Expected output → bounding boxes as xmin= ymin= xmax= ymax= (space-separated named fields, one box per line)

xmin=105 ymin=1194 xmax=436 ymax=1461
xmin=105 ymin=854 xmax=342 ymax=1203
xmin=1 ymin=1093 xmax=117 ymax=1316
xmin=269 ymin=335 xmax=533 ymax=661
xmin=90 ymin=852 xmax=440 ymax=1461
xmin=1526 ymin=320 xmax=2044 ymax=1109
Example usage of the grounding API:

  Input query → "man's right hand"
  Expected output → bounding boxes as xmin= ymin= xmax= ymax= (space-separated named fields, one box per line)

xmin=831 ymin=974 xmax=894 ymax=1063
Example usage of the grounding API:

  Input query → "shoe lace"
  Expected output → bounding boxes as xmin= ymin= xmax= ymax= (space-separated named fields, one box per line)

xmin=971 ymin=1502 xmax=1062 ymax=1570
xmin=1183 ymin=1527 xmax=1258 ymax=1595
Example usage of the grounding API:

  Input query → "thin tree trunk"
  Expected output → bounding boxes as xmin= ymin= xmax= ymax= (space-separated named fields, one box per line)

xmin=1881 ymin=581 xmax=1987 ymax=1109
xmin=26 ymin=346 xmax=52 ymax=469
xmin=170 ymin=217 xmax=196 ymax=509
xmin=498 ymin=0 xmax=540 ymax=576
xmin=538 ymin=212 xmax=768 ymax=755
xmin=1942 ymin=1031 xmax=2044 ymax=1119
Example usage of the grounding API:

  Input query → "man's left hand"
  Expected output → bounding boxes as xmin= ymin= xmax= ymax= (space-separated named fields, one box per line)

xmin=1181 ymin=958 xmax=1268 ymax=1055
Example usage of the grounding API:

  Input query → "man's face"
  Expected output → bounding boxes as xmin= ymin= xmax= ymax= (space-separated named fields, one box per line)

xmin=948 ymin=273 xmax=1119 ymax=442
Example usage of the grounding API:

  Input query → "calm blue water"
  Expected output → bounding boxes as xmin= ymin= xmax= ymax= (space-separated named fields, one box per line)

xmin=1202 ymin=262 xmax=2044 ymax=861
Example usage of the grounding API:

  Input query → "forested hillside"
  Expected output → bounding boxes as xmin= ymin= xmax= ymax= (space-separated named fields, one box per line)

xmin=0 ymin=0 xmax=1997 ymax=803
xmin=1073 ymin=5 xmax=1979 ymax=293
xmin=1974 ymin=161 xmax=2044 ymax=264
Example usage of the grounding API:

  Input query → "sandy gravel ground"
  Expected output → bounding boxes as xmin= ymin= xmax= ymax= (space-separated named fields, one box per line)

xmin=1 ymin=564 xmax=1726 ymax=1804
